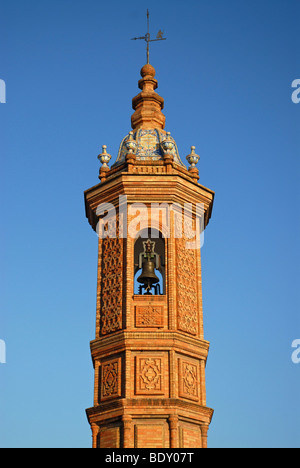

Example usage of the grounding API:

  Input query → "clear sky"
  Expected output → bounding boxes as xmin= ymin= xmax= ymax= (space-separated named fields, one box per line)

xmin=0 ymin=0 xmax=299 ymax=448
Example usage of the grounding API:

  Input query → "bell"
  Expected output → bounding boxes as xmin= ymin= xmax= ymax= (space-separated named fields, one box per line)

xmin=137 ymin=259 xmax=159 ymax=291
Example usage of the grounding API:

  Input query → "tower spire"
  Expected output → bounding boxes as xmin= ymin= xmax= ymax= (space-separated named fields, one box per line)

xmin=131 ymin=63 xmax=165 ymax=130
xmin=131 ymin=9 xmax=166 ymax=65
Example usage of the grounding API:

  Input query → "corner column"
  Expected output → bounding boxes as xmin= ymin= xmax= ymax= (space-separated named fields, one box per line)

xmin=91 ymin=423 xmax=99 ymax=448
xmin=169 ymin=415 xmax=179 ymax=448
xmin=122 ymin=415 xmax=133 ymax=448
xmin=200 ymin=423 xmax=209 ymax=448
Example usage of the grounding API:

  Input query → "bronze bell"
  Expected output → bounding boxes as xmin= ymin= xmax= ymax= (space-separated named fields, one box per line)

xmin=137 ymin=258 xmax=159 ymax=291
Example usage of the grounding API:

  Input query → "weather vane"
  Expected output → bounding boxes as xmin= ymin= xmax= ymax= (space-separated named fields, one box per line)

xmin=131 ymin=9 xmax=166 ymax=64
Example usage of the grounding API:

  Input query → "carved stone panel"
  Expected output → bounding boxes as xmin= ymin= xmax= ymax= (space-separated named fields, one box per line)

xmin=100 ymin=357 xmax=122 ymax=401
xmin=100 ymin=235 xmax=123 ymax=336
xmin=178 ymin=357 xmax=200 ymax=402
xmin=135 ymin=305 xmax=164 ymax=328
xmin=135 ymin=355 xmax=165 ymax=395
xmin=175 ymin=236 xmax=198 ymax=335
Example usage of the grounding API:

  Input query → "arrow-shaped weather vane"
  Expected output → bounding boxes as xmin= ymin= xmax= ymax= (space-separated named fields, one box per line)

xmin=131 ymin=9 xmax=166 ymax=64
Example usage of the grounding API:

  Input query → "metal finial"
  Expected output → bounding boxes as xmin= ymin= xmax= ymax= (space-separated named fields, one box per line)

xmin=131 ymin=9 xmax=166 ymax=64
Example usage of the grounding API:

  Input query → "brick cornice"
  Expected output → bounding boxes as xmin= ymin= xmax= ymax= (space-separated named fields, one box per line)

xmin=86 ymin=398 xmax=214 ymax=425
xmin=84 ymin=171 xmax=214 ymax=232
xmin=89 ymin=330 xmax=210 ymax=365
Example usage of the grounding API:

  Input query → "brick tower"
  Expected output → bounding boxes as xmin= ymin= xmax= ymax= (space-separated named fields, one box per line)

xmin=84 ymin=63 xmax=214 ymax=448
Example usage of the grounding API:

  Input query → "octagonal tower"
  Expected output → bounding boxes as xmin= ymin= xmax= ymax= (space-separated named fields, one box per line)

xmin=84 ymin=63 xmax=215 ymax=448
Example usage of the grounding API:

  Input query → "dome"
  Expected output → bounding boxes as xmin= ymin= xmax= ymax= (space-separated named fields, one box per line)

xmin=113 ymin=128 xmax=185 ymax=167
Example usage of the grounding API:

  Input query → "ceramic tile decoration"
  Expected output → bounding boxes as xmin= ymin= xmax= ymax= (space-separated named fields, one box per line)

xmin=114 ymin=128 xmax=184 ymax=166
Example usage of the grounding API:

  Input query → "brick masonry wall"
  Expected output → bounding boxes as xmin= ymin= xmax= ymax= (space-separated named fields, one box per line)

xmin=85 ymin=170 xmax=214 ymax=448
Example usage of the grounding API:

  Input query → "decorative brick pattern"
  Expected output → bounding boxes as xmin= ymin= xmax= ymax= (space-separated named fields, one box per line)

xmin=178 ymin=358 xmax=199 ymax=401
xmin=176 ymin=236 xmax=198 ymax=336
xmin=100 ymin=357 xmax=122 ymax=401
xmin=135 ymin=356 xmax=164 ymax=395
xmin=100 ymin=235 xmax=123 ymax=336
xmin=135 ymin=305 xmax=164 ymax=327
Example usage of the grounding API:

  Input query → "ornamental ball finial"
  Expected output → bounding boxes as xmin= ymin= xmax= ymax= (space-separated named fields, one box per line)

xmin=125 ymin=131 xmax=137 ymax=154
xmin=186 ymin=146 xmax=200 ymax=169
xmin=140 ymin=63 xmax=156 ymax=78
xmin=98 ymin=145 xmax=111 ymax=168
xmin=161 ymin=131 xmax=175 ymax=154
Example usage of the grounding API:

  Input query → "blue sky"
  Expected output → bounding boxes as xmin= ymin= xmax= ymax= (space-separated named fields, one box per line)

xmin=0 ymin=0 xmax=299 ymax=448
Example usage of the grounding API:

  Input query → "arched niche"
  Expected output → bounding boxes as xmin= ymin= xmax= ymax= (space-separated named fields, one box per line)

xmin=134 ymin=228 xmax=165 ymax=295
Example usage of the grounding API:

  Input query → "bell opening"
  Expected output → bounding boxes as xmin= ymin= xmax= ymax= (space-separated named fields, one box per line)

xmin=134 ymin=229 xmax=165 ymax=296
